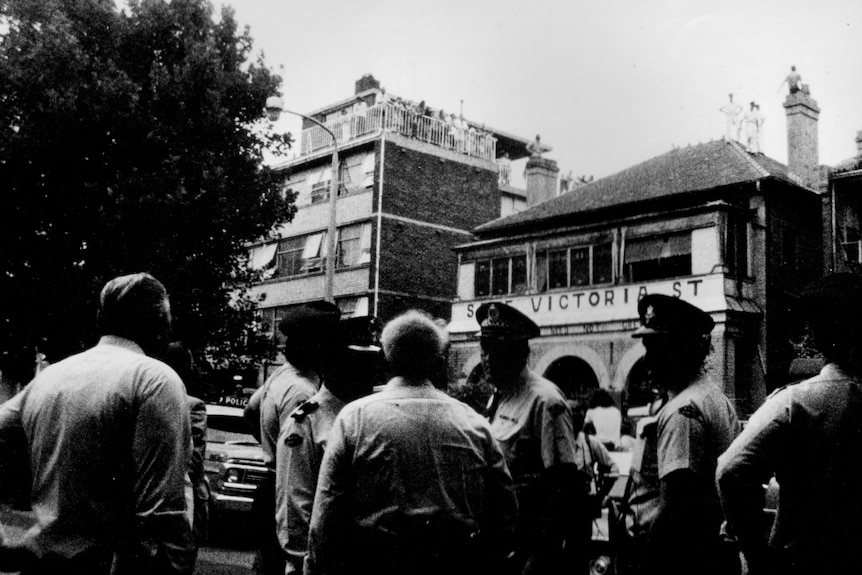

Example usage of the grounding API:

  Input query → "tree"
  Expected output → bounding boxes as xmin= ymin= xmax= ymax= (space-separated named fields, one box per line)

xmin=0 ymin=0 xmax=294 ymax=373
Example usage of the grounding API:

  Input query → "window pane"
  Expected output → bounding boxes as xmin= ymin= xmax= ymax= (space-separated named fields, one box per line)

xmin=475 ymin=260 xmax=491 ymax=297
xmin=491 ymin=257 xmax=509 ymax=295
xmin=337 ymin=224 xmax=363 ymax=268
xmin=276 ymin=237 xmax=305 ymax=277
xmin=549 ymin=249 xmax=568 ymax=289
xmin=570 ymin=247 xmax=590 ymax=286
xmin=537 ymin=251 xmax=549 ymax=292
xmin=593 ymin=243 xmax=613 ymax=284
xmin=511 ymin=256 xmax=527 ymax=294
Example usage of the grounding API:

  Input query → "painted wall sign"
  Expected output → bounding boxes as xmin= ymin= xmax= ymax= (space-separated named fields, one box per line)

xmin=449 ymin=274 xmax=727 ymax=333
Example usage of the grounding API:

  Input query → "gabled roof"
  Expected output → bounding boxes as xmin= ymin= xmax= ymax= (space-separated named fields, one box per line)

xmin=477 ymin=139 xmax=810 ymax=234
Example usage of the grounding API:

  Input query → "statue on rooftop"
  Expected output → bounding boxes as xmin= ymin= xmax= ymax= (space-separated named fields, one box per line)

xmin=527 ymin=134 xmax=552 ymax=159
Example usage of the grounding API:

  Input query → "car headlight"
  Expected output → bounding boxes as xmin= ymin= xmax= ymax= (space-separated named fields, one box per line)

xmin=590 ymin=555 xmax=612 ymax=575
xmin=225 ymin=468 xmax=242 ymax=483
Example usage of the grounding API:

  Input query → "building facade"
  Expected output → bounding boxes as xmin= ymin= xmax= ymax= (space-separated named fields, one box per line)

xmin=448 ymin=132 xmax=823 ymax=418
xmin=246 ymin=76 xmax=532 ymax=372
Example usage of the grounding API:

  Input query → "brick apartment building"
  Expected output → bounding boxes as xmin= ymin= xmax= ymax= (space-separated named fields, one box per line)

xmin=246 ymin=75 xmax=532 ymax=373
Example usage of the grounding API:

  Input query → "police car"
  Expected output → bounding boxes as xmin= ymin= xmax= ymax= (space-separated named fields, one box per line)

xmin=204 ymin=403 xmax=267 ymax=519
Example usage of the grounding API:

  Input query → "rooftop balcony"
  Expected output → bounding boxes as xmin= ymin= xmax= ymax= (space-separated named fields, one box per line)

xmin=301 ymin=103 xmax=498 ymax=162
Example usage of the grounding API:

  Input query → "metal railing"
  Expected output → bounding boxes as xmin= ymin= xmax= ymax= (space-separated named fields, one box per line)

xmin=301 ymin=104 xmax=497 ymax=161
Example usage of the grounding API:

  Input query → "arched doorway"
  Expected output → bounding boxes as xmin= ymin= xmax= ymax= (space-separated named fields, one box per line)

xmin=624 ymin=357 xmax=654 ymax=409
xmin=543 ymin=356 xmax=599 ymax=408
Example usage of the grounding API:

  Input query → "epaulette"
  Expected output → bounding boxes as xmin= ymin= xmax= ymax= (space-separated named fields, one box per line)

xmin=766 ymin=383 xmax=790 ymax=401
xmin=289 ymin=399 xmax=319 ymax=422
xmin=677 ymin=400 xmax=705 ymax=424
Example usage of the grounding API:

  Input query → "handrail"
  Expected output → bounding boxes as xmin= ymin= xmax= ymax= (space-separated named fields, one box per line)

xmin=300 ymin=104 xmax=497 ymax=162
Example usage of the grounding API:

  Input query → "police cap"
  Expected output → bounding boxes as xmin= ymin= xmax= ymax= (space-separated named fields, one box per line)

xmin=278 ymin=301 xmax=341 ymax=341
xmin=631 ymin=294 xmax=713 ymax=338
xmin=476 ymin=302 xmax=540 ymax=342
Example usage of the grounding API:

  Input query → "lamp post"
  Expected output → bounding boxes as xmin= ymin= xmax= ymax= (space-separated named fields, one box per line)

xmin=266 ymin=96 xmax=339 ymax=303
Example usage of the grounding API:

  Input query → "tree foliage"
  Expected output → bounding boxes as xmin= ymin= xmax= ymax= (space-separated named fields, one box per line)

xmin=0 ymin=0 xmax=294 ymax=371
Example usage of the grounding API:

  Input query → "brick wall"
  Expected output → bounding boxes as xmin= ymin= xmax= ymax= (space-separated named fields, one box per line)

xmin=381 ymin=142 xmax=499 ymax=230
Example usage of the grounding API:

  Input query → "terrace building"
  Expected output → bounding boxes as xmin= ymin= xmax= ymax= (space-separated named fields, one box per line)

xmin=447 ymin=89 xmax=826 ymax=418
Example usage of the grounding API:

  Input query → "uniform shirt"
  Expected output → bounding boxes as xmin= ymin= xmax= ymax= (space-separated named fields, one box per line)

xmin=657 ymin=374 xmax=740 ymax=486
xmin=717 ymin=363 xmax=862 ymax=569
xmin=306 ymin=379 xmax=517 ymax=575
xmin=489 ymin=368 xmax=578 ymax=481
xmin=276 ymin=385 xmax=345 ymax=575
xmin=15 ymin=336 xmax=193 ymax=572
xmin=254 ymin=362 xmax=320 ymax=468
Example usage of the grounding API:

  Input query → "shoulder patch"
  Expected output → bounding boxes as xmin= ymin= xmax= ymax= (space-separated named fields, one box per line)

xmin=285 ymin=433 xmax=303 ymax=448
xmin=289 ymin=399 xmax=319 ymax=422
xmin=549 ymin=403 xmax=567 ymax=418
xmin=677 ymin=401 xmax=704 ymax=423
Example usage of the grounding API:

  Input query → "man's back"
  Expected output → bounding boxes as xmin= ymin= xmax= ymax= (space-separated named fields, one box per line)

xmin=306 ymin=380 xmax=517 ymax=575
xmin=20 ymin=336 xmax=191 ymax=568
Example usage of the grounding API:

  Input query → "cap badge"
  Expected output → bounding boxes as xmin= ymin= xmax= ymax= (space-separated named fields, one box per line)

xmin=644 ymin=305 xmax=656 ymax=326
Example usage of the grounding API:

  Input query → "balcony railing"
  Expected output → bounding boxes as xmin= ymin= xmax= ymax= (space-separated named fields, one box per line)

xmin=301 ymin=103 xmax=497 ymax=162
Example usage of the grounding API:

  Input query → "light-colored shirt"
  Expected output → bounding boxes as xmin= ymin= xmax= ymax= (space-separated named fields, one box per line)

xmin=276 ymin=385 xmax=345 ymax=575
xmin=489 ymin=368 xmax=578 ymax=480
xmin=252 ymin=362 xmax=320 ymax=468
xmin=717 ymin=363 xmax=862 ymax=569
xmin=585 ymin=405 xmax=622 ymax=447
xmin=306 ymin=379 xmax=517 ymax=575
xmin=15 ymin=336 xmax=193 ymax=572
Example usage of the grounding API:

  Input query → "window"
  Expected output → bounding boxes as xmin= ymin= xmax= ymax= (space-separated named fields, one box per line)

xmin=310 ymin=167 xmax=332 ymax=205
xmin=537 ymin=243 xmax=614 ymax=292
xmin=625 ymin=233 xmax=691 ymax=282
xmin=726 ymin=214 xmax=749 ymax=277
xmin=336 ymin=296 xmax=369 ymax=318
xmin=336 ymin=223 xmax=372 ymax=268
xmin=275 ymin=237 xmax=305 ymax=277
xmin=248 ymin=243 xmax=277 ymax=278
xmin=272 ymin=233 xmax=329 ymax=277
xmin=300 ymin=232 xmax=327 ymax=273
xmin=782 ymin=226 xmax=798 ymax=270
xmin=473 ymin=255 xmax=527 ymax=297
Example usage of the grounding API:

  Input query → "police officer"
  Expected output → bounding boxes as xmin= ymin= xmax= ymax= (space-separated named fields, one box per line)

xmin=306 ymin=310 xmax=517 ymax=575
xmin=275 ymin=316 xmax=382 ymax=575
xmin=717 ymin=273 xmax=862 ymax=574
xmin=632 ymin=294 xmax=740 ymax=575
xmin=243 ymin=301 xmax=340 ymax=575
xmin=477 ymin=302 xmax=581 ymax=575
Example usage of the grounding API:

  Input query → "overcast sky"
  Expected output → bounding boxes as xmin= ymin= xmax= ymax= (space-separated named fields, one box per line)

xmin=221 ymin=0 xmax=862 ymax=184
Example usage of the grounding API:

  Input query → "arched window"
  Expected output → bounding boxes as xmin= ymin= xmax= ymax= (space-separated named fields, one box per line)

xmin=543 ymin=356 xmax=598 ymax=408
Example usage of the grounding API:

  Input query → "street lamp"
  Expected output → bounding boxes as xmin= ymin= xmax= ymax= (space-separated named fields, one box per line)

xmin=265 ymin=96 xmax=339 ymax=303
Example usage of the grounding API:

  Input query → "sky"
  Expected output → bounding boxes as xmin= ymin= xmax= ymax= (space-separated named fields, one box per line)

xmin=219 ymin=0 xmax=862 ymax=185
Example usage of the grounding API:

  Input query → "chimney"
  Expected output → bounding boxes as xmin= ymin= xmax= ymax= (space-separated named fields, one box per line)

xmin=355 ymin=74 xmax=380 ymax=95
xmin=525 ymin=157 xmax=559 ymax=207
xmin=784 ymin=90 xmax=821 ymax=188
xmin=856 ymin=130 xmax=862 ymax=158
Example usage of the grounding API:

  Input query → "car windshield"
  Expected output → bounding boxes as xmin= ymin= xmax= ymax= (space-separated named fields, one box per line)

xmin=207 ymin=414 xmax=258 ymax=445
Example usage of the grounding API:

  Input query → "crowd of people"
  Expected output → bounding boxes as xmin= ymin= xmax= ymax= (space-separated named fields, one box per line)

xmin=1 ymin=270 xmax=862 ymax=575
